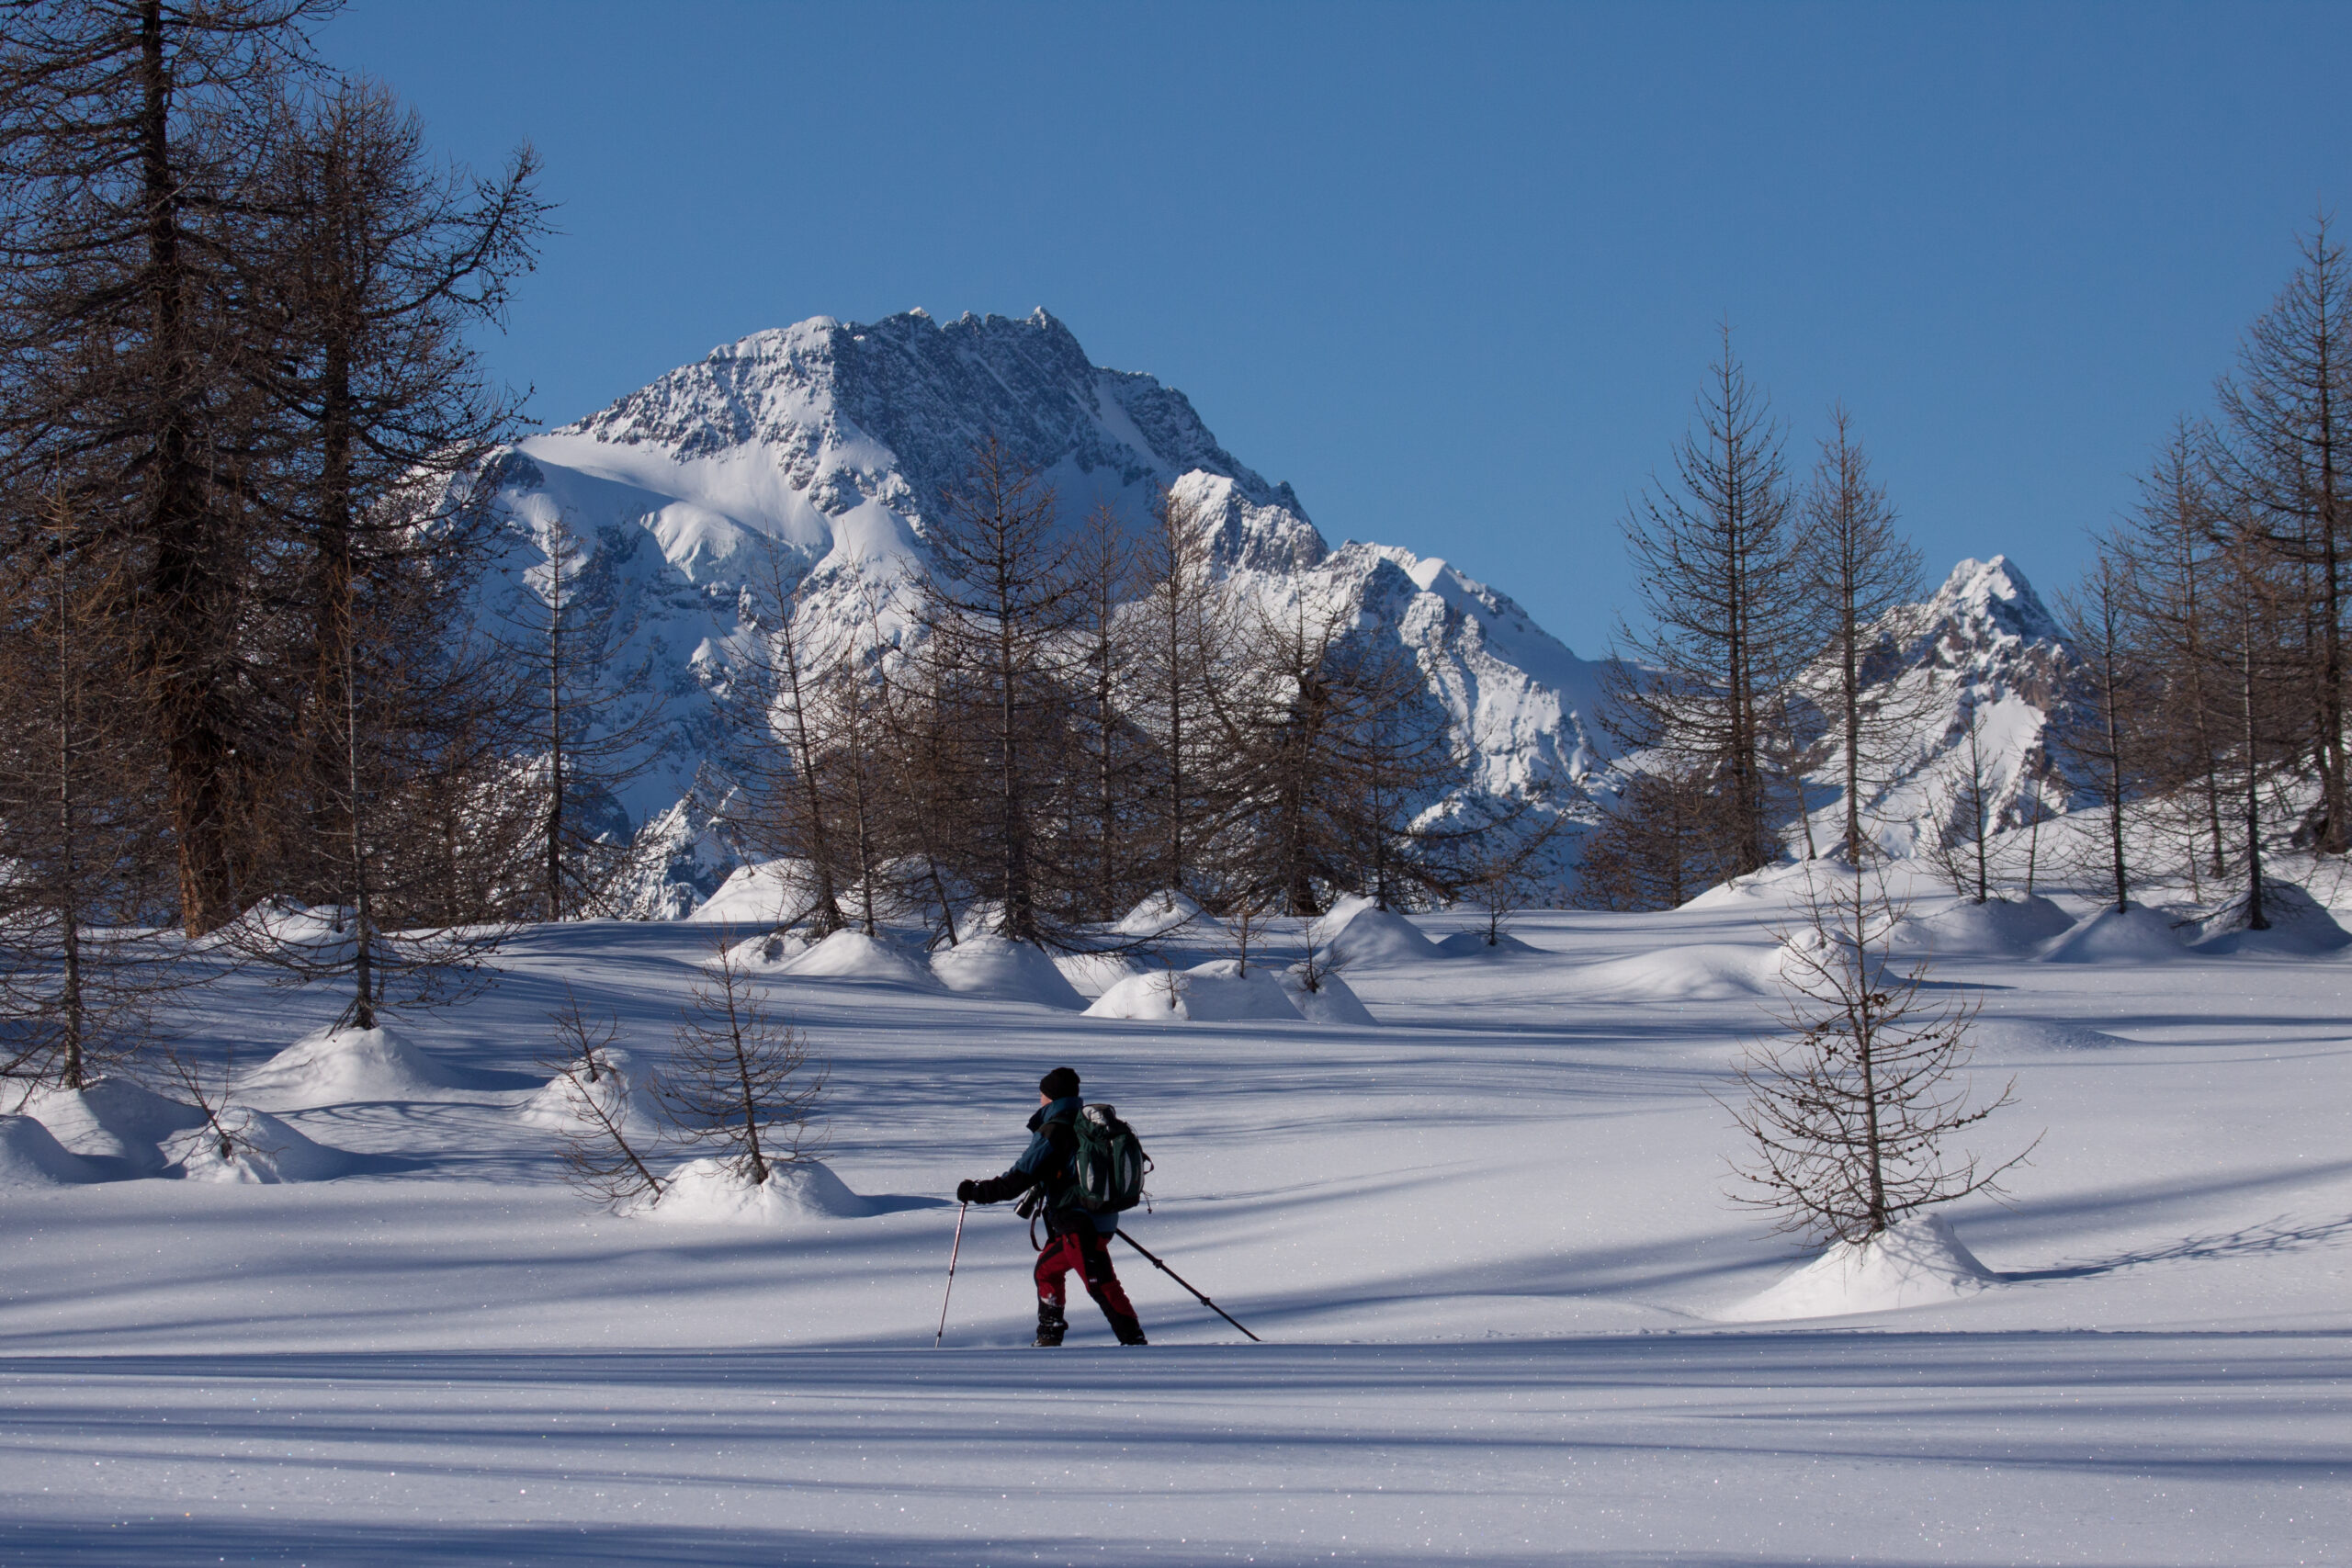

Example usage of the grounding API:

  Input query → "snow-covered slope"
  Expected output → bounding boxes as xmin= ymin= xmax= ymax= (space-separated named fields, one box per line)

xmin=472 ymin=308 xmax=1613 ymax=913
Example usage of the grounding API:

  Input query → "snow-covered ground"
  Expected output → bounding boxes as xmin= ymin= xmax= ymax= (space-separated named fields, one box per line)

xmin=2 ymin=879 xmax=2347 ymax=1564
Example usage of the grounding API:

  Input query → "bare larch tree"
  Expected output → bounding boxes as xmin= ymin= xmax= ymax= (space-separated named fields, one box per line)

xmin=1724 ymin=872 xmax=2035 ymax=1245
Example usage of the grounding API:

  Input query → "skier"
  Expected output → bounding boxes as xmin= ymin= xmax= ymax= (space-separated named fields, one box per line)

xmin=956 ymin=1066 xmax=1148 ymax=1347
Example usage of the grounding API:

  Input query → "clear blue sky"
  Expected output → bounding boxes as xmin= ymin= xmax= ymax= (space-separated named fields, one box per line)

xmin=318 ymin=1 xmax=2352 ymax=651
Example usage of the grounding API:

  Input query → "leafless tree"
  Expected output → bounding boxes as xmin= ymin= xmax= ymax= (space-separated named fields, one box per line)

xmin=2211 ymin=215 xmax=2352 ymax=854
xmin=913 ymin=437 xmax=1082 ymax=943
xmin=0 ymin=1 xmax=338 ymax=933
xmin=2055 ymin=554 xmax=2147 ymax=914
xmin=1606 ymin=327 xmax=1806 ymax=883
xmin=156 ymin=1043 xmax=264 ymax=1169
xmin=495 ymin=513 xmax=664 ymax=920
xmin=1723 ymin=872 xmax=2035 ymax=1245
xmin=1065 ymin=500 xmax=1148 ymax=922
xmin=655 ymin=940 xmax=826 ymax=1186
xmin=1458 ymin=795 xmax=1566 ymax=945
xmin=712 ymin=554 xmax=851 ymax=938
xmin=540 ymin=984 xmax=667 ymax=1209
xmin=1220 ymin=890 xmax=1274 ymax=978
xmin=1133 ymin=483 xmax=1228 ymax=901
xmin=1291 ymin=911 xmax=1340 ymax=995
xmin=1797 ymin=406 xmax=1925 ymax=863
xmin=1924 ymin=703 xmax=1997 ymax=905
xmin=1218 ymin=592 xmax=1464 ymax=915
xmin=0 ymin=488 xmax=176 ymax=1089
xmin=1573 ymin=761 xmax=1730 ymax=912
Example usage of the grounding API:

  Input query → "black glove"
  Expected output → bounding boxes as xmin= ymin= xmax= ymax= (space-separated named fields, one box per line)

xmin=956 ymin=1179 xmax=978 ymax=1203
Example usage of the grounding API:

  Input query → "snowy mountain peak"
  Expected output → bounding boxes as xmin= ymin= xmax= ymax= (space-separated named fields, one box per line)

xmin=1883 ymin=555 xmax=2068 ymax=694
xmin=559 ymin=309 xmax=1309 ymax=549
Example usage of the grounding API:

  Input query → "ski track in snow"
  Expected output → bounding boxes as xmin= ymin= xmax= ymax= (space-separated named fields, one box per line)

xmin=2 ymin=888 xmax=2349 ymax=1564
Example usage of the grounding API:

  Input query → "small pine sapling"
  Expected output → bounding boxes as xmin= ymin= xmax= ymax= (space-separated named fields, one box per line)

xmin=540 ymin=985 xmax=666 ymax=1208
xmin=655 ymin=941 xmax=827 ymax=1186
xmin=1722 ymin=872 xmax=2038 ymax=1244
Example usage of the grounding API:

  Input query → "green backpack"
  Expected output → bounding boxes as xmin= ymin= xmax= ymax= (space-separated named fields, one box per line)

xmin=1069 ymin=1102 xmax=1149 ymax=1213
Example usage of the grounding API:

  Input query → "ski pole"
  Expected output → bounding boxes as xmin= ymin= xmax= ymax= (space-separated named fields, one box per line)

xmin=1115 ymin=1229 xmax=1261 ymax=1342
xmin=933 ymin=1201 xmax=967 ymax=1348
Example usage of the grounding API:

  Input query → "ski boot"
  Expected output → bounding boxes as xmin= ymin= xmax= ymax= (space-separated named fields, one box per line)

xmin=1034 ymin=1305 xmax=1068 ymax=1348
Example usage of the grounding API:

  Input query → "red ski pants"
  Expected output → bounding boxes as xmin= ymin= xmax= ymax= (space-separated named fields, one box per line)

xmin=1035 ymin=1227 xmax=1140 ymax=1328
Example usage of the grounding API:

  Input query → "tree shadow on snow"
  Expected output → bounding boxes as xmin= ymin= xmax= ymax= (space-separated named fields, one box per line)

xmin=2002 ymin=1208 xmax=2352 ymax=1280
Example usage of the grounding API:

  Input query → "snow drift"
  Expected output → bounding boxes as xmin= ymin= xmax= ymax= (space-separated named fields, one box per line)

xmin=1085 ymin=961 xmax=1306 ymax=1023
xmin=1560 ymin=943 xmax=1782 ymax=1000
xmin=237 ymin=1026 xmax=486 ymax=1110
xmin=1277 ymin=966 xmax=1377 ymax=1025
xmin=165 ymin=1108 xmax=361 ymax=1184
xmin=1718 ymin=1213 xmax=1998 ymax=1322
xmin=2188 ymin=881 xmax=2352 ymax=955
xmin=628 ymin=1156 xmax=881 ymax=1225
xmin=2040 ymin=905 xmax=2187 ymax=964
xmin=1053 ymin=951 xmax=1141 ymax=998
xmin=686 ymin=860 xmax=821 ymax=927
xmin=13 ymin=1077 xmax=208 ymax=1174
xmin=1323 ymin=897 xmax=1441 ymax=966
xmin=1435 ymin=930 xmax=1541 ymax=957
xmin=780 ymin=930 xmax=937 ymax=987
xmin=722 ymin=929 xmax=809 ymax=970
xmin=1891 ymin=894 xmax=2075 ymax=955
xmin=930 ymin=934 xmax=1085 ymax=1010
xmin=1114 ymin=890 xmax=1212 ymax=941
xmin=0 ymin=1114 xmax=103 ymax=1187
xmin=517 ymin=1047 xmax=657 ymax=1137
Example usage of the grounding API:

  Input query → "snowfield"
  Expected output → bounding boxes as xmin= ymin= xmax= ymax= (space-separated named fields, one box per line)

xmin=1 ymin=877 xmax=2347 ymax=1565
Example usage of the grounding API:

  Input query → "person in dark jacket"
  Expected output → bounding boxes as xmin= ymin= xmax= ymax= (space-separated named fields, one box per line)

xmin=956 ymin=1066 xmax=1148 ymax=1347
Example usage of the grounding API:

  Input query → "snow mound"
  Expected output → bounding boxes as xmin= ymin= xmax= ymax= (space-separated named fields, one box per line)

xmin=1562 ymin=943 xmax=1780 ymax=999
xmin=1054 ymin=951 xmax=1140 ymax=998
xmin=0 ymin=1114 xmax=103 ymax=1187
xmin=1086 ymin=961 xmax=1306 ymax=1023
xmin=930 ymin=934 xmax=1085 ymax=1009
xmin=1086 ymin=969 xmax=1189 ymax=1020
xmin=165 ymin=1107 xmax=359 ymax=1183
xmin=1718 ymin=1213 xmax=1996 ymax=1322
xmin=780 ymin=930 xmax=937 ymax=987
xmin=1277 ymin=965 xmax=1376 ymax=1025
xmin=686 ymin=859 xmax=818 ymax=926
xmin=1891 ymin=895 xmax=2075 ymax=955
xmin=1113 ymin=889 xmax=1210 ymax=940
xmin=1681 ymin=861 xmax=1858 ymax=912
xmin=2040 ymin=904 xmax=2186 ymax=964
xmin=629 ymin=1156 xmax=880 ymax=1224
xmin=2188 ymin=882 xmax=2352 ymax=955
xmin=1965 ymin=1016 xmax=2135 ymax=1053
xmin=199 ymin=896 xmax=351 ymax=953
xmin=14 ymin=1077 xmax=208 ymax=1173
xmin=236 ymin=1025 xmax=481 ymax=1110
xmin=516 ymin=1048 xmax=655 ymax=1135
xmin=1434 ymin=930 xmax=1540 ymax=957
xmin=722 ymin=929 xmax=809 ymax=970
xmin=1325 ymin=899 xmax=1440 ymax=965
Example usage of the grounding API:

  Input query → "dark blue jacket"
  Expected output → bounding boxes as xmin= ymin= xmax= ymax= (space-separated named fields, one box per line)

xmin=968 ymin=1095 xmax=1118 ymax=1235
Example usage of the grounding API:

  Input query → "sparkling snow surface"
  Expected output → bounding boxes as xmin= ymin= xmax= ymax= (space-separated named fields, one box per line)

xmin=1 ymin=881 xmax=2347 ymax=1564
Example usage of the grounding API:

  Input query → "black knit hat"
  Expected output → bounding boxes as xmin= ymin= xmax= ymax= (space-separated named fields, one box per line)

xmin=1039 ymin=1066 xmax=1080 ymax=1100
